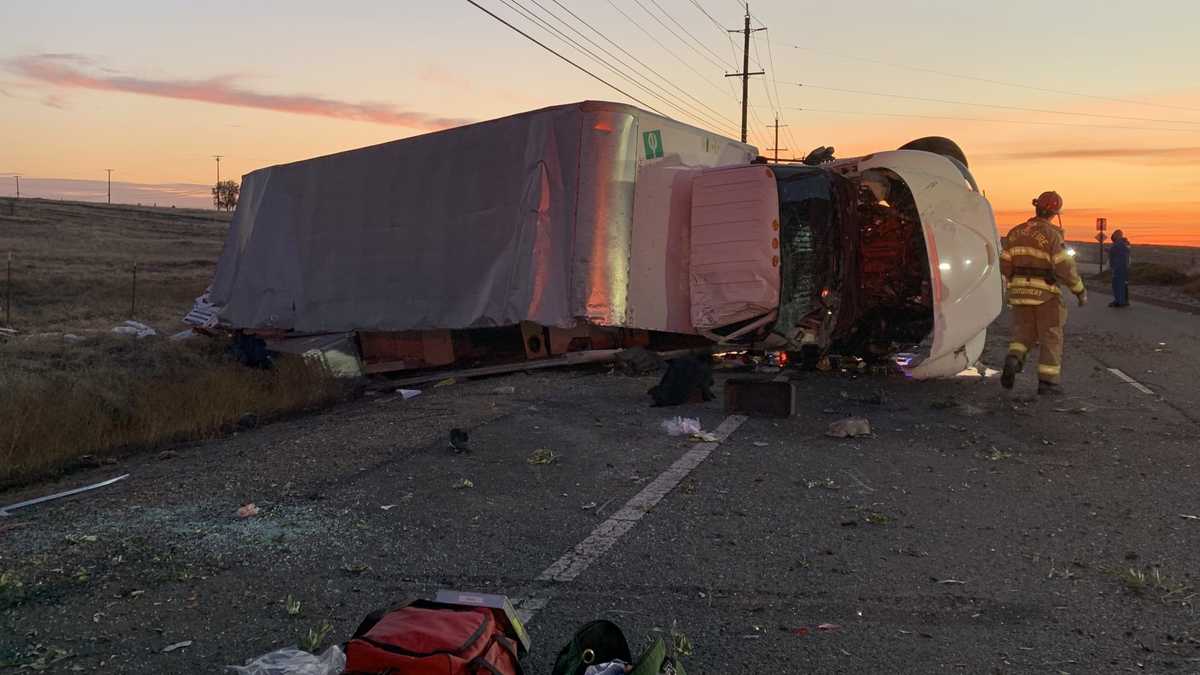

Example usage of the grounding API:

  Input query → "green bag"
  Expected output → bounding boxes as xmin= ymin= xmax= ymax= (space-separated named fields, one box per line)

xmin=552 ymin=621 xmax=685 ymax=675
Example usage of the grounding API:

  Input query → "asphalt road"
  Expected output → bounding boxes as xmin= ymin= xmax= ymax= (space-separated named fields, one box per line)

xmin=3 ymin=298 xmax=1199 ymax=673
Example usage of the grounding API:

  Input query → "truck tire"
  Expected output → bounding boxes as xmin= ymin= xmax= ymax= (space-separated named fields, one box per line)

xmin=898 ymin=136 xmax=968 ymax=168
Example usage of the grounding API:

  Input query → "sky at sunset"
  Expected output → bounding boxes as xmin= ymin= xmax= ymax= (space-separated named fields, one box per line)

xmin=2 ymin=1 xmax=1198 ymax=244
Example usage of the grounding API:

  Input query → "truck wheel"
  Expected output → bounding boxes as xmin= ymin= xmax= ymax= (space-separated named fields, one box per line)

xmin=898 ymin=136 xmax=968 ymax=168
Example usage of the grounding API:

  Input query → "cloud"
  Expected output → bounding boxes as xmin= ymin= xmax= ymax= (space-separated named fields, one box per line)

xmin=6 ymin=53 xmax=472 ymax=131
xmin=982 ymin=146 xmax=1200 ymax=165
xmin=41 ymin=93 xmax=68 ymax=109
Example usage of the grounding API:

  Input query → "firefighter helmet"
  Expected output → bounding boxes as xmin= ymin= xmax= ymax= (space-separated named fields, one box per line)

xmin=1033 ymin=191 xmax=1063 ymax=215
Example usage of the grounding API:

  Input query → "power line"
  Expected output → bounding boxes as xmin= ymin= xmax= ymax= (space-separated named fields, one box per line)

xmin=541 ymin=0 xmax=741 ymax=133
xmin=773 ymin=105 xmax=1200 ymax=134
xmin=508 ymin=0 xmax=734 ymax=132
xmin=781 ymin=42 xmax=1200 ymax=114
xmin=630 ymin=0 xmax=729 ymax=72
xmin=601 ymin=0 xmax=741 ymax=108
xmin=551 ymin=0 xmax=739 ymax=129
xmin=780 ymin=81 xmax=1200 ymax=126
xmin=646 ymin=0 xmax=735 ymax=70
xmin=464 ymin=0 xmax=663 ymax=113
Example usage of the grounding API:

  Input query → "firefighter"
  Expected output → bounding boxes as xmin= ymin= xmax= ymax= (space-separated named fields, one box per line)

xmin=999 ymin=191 xmax=1087 ymax=395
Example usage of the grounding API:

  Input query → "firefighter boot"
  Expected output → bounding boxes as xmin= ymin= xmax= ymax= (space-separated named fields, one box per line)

xmin=1001 ymin=355 xmax=1022 ymax=390
xmin=1038 ymin=380 xmax=1064 ymax=396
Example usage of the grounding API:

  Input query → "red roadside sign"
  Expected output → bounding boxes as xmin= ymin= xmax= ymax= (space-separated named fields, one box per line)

xmin=1096 ymin=217 xmax=1107 ymax=231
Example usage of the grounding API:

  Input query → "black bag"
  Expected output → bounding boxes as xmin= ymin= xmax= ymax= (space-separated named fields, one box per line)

xmin=552 ymin=621 xmax=684 ymax=675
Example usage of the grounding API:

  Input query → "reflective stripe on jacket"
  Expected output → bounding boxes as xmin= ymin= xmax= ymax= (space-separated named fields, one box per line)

xmin=999 ymin=217 xmax=1084 ymax=305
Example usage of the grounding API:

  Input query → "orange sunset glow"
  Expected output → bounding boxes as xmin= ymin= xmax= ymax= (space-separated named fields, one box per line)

xmin=2 ymin=2 xmax=1198 ymax=245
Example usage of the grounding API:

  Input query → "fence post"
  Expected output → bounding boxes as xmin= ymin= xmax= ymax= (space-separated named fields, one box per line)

xmin=130 ymin=262 xmax=137 ymax=318
xmin=5 ymin=252 xmax=11 ymax=328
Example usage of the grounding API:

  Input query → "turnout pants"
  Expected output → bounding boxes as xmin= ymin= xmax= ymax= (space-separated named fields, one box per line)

xmin=1008 ymin=298 xmax=1068 ymax=384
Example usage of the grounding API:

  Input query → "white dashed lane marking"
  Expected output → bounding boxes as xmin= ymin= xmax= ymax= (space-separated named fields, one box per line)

xmin=1108 ymin=367 xmax=1155 ymax=395
xmin=515 ymin=413 xmax=749 ymax=623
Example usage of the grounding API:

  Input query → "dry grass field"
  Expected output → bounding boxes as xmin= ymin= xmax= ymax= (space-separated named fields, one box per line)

xmin=0 ymin=199 xmax=342 ymax=486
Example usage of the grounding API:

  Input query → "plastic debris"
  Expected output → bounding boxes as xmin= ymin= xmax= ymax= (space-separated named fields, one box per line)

xmin=227 ymin=646 xmax=346 ymax=675
xmin=690 ymin=431 xmax=719 ymax=443
xmin=492 ymin=385 xmax=516 ymax=395
xmin=380 ymin=504 xmax=397 ymax=511
xmin=162 ymin=640 xmax=193 ymax=653
xmin=661 ymin=417 xmax=702 ymax=437
xmin=237 ymin=503 xmax=260 ymax=519
xmin=826 ymin=418 xmax=871 ymax=438
xmin=527 ymin=448 xmax=558 ymax=465
xmin=584 ymin=660 xmax=631 ymax=675
xmin=752 ymin=441 xmax=769 ymax=447
xmin=111 ymin=320 xmax=157 ymax=338
xmin=817 ymin=623 xmax=841 ymax=631
xmin=396 ymin=389 xmax=422 ymax=400
xmin=453 ymin=478 xmax=474 ymax=490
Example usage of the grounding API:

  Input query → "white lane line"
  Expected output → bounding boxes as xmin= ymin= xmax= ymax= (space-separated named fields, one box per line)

xmin=1108 ymin=368 xmax=1155 ymax=395
xmin=515 ymin=413 xmax=748 ymax=623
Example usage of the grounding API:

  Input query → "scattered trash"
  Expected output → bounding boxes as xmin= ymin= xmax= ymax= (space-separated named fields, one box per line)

xmin=649 ymin=354 xmax=714 ymax=406
xmin=183 ymin=287 xmax=219 ymax=328
xmin=752 ymin=441 xmax=769 ymax=447
xmin=452 ymin=478 xmax=474 ymax=490
xmin=227 ymin=646 xmax=346 ymax=675
xmin=527 ymin=448 xmax=559 ymax=465
xmin=162 ymin=640 xmax=193 ymax=653
xmin=581 ymin=501 xmax=598 ymax=510
xmin=816 ymin=623 xmax=841 ymax=631
xmin=841 ymin=390 xmax=885 ymax=405
xmin=0 ymin=473 xmax=130 ymax=518
xmin=585 ymin=660 xmax=631 ymax=675
xmin=614 ymin=346 xmax=664 ymax=375
xmin=661 ymin=417 xmax=703 ymax=437
xmin=690 ymin=431 xmax=719 ymax=443
xmin=396 ymin=389 xmax=422 ymax=400
xmin=449 ymin=428 xmax=470 ymax=452
xmin=1180 ymin=514 xmax=1200 ymax=521
xmin=826 ymin=418 xmax=871 ymax=438
xmin=380 ymin=504 xmax=398 ymax=511
xmin=434 ymin=378 xmax=457 ymax=388
xmin=342 ymin=563 xmax=370 ymax=575
xmin=492 ymin=385 xmax=516 ymax=395
xmin=111 ymin=320 xmax=157 ymax=339
xmin=237 ymin=503 xmax=260 ymax=518
xmin=936 ymin=579 xmax=967 ymax=585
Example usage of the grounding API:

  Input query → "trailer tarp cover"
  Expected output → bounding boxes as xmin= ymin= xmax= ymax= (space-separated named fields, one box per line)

xmin=210 ymin=103 xmax=587 ymax=332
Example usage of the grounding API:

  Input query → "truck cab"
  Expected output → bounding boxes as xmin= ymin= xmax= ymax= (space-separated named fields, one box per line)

xmin=682 ymin=150 xmax=1002 ymax=378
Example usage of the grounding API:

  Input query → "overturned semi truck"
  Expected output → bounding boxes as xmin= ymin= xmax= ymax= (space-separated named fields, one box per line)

xmin=208 ymin=101 xmax=1003 ymax=378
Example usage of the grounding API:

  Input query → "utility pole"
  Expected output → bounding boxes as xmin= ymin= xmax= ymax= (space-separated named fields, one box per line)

xmin=13 ymin=175 xmax=19 ymax=199
xmin=726 ymin=5 xmax=766 ymax=144
xmin=213 ymin=155 xmax=223 ymax=185
xmin=766 ymin=116 xmax=789 ymax=164
xmin=105 ymin=169 xmax=113 ymax=204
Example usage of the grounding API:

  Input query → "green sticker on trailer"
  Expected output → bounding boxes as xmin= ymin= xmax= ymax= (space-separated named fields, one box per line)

xmin=643 ymin=130 xmax=664 ymax=159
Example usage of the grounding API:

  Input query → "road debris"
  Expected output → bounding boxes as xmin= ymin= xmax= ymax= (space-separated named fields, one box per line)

xmin=237 ymin=503 xmax=260 ymax=519
xmin=1179 ymin=514 xmax=1200 ymax=521
xmin=817 ymin=623 xmax=842 ymax=631
xmin=228 ymin=646 xmax=346 ymax=675
xmin=527 ymin=448 xmax=559 ymax=465
xmin=827 ymin=418 xmax=872 ymax=438
xmin=752 ymin=441 xmax=770 ymax=447
xmin=380 ymin=504 xmax=398 ymax=511
xmin=0 ymin=473 xmax=130 ymax=518
xmin=112 ymin=320 xmax=157 ymax=338
xmin=661 ymin=417 xmax=702 ymax=437
xmin=1052 ymin=406 xmax=1090 ymax=414
xmin=396 ymin=389 xmax=422 ymax=400
xmin=449 ymin=428 xmax=470 ymax=452
xmin=453 ymin=478 xmax=475 ymax=489
xmin=581 ymin=501 xmax=598 ymax=510
xmin=492 ymin=385 xmax=516 ymax=395
xmin=936 ymin=579 xmax=967 ymax=585
xmin=162 ymin=640 xmax=193 ymax=653
xmin=690 ymin=431 xmax=719 ymax=443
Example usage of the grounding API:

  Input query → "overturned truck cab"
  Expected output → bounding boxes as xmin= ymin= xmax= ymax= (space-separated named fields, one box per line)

xmin=208 ymin=101 xmax=1001 ymax=378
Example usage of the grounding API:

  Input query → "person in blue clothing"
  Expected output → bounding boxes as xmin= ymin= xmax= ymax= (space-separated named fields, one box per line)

xmin=1109 ymin=229 xmax=1131 ymax=307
